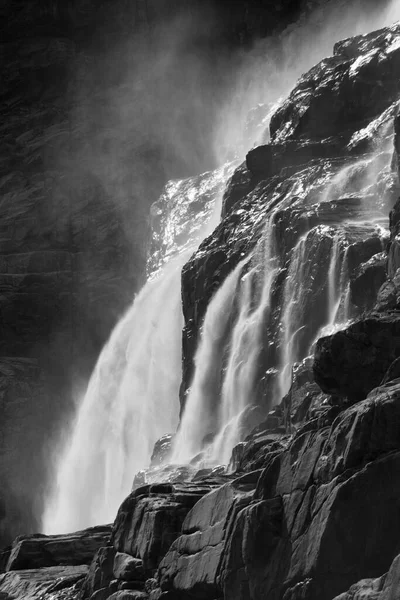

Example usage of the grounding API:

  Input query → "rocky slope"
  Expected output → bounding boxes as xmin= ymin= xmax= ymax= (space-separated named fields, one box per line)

xmin=2 ymin=17 xmax=400 ymax=600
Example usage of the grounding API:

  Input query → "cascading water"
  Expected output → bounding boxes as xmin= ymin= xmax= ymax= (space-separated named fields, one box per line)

xmin=42 ymin=28 xmax=400 ymax=533
xmin=42 ymin=164 xmax=235 ymax=534
xmin=43 ymin=254 xmax=186 ymax=533
xmin=207 ymin=215 xmax=280 ymax=465
xmin=172 ymin=213 xmax=280 ymax=466
xmin=170 ymin=258 xmax=248 ymax=465
xmin=172 ymin=112 xmax=397 ymax=469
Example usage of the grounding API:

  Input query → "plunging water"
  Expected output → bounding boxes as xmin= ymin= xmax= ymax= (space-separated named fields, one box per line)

xmin=42 ymin=164 xmax=233 ymax=534
xmin=173 ymin=115 xmax=396 ymax=468
xmin=43 ymin=254 xmax=186 ymax=533
xmin=172 ymin=213 xmax=280 ymax=466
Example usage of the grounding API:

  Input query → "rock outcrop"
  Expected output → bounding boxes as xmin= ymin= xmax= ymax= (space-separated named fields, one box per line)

xmin=5 ymin=526 xmax=111 ymax=571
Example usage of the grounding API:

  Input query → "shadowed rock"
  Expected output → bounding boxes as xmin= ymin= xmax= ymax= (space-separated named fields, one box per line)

xmin=5 ymin=525 xmax=111 ymax=571
xmin=313 ymin=314 xmax=400 ymax=401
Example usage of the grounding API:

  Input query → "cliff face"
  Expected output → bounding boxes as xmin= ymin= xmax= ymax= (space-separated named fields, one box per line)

xmin=2 ymin=17 xmax=400 ymax=600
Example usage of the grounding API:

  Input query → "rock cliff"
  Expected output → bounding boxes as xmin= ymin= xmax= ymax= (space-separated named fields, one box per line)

xmin=3 ymin=10 xmax=400 ymax=600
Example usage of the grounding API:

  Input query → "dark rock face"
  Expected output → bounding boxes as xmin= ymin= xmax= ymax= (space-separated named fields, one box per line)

xmin=112 ymin=483 xmax=218 ymax=576
xmin=313 ymin=313 xmax=400 ymax=401
xmin=350 ymin=251 xmax=387 ymax=310
xmin=332 ymin=552 xmax=400 ymax=600
xmin=67 ymin=377 xmax=400 ymax=600
xmin=81 ymin=546 xmax=116 ymax=600
xmin=270 ymin=24 xmax=400 ymax=143
xmin=154 ymin=381 xmax=400 ymax=600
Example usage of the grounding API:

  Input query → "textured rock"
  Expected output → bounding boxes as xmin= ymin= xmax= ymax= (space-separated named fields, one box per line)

xmin=158 ymin=477 xmax=257 ymax=598
xmin=112 ymin=484 xmax=214 ymax=575
xmin=108 ymin=592 xmax=148 ymax=600
xmin=271 ymin=23 xmax=400 ymax=143
xmin=375 ymin=268 xmax=400 ymax=311
xmin=350 ymin=252 xmax=387 ymax=310
xmin=81 ymin=545 xmax=115 ymax=599
xmin=0 ymin=564 xmax=87 ymax=600
xmin=333 ymin=553 xmax=400 ymax=600
xmin=282 ymin=356 xmax=331 ymax=427
xmin=6 ymin=525 xmax=111 ymax=571
xmin=135 ymin=379 xmax=400 ymax=600
xmin=313 ymin=314 xmax=400 ymax=401
xmin=113 ymin=553 xmax=145 ymax=582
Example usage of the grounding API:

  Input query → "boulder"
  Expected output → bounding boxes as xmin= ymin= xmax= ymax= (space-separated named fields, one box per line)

xmin=246 ymin=144 xmax=275 ymax=176
xmin=113 ymin=553 xmax=145 ymax=582
xmin=81 ymin=545 xmax=116 ymax=599
xmin=6 ymin=525 xmax=111 ymax=571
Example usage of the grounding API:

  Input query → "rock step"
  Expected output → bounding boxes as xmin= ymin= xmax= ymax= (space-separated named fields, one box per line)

xmin=6 ymin=525 xmax=112 ymax=571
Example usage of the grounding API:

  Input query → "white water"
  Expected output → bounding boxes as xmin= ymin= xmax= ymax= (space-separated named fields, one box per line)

xmin=172 ymin=214 xmax=280 ymax=466
xmin=43 ymin=254 xmax=187 ymax=533
xmin=43 ymin=161 xmax=231 ymax=533
xmin=170 ymin=258 xmax=248 ymax=464
xmin=278 ymin=233 xmax=309 ymax=400
xmin=43 ymin=17 xmax=400 ymax=530
xmin=207 ymin=217 xmax=279 ymax=465
xmin=174 ymin=119 xmax=395 ymax=467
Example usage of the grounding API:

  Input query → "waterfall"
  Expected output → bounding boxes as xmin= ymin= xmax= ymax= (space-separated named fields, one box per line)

xmin=327 ymin=235 xmax=343 ymax=324
xmin=207 ymin=215 xmax=279 ymax=465
xmin=43 ymin=254 xmax=186 ymax=533
xmin=172 ymin=118 xmax=395 ymax=468
xmin=42 ymin=163 xmax=234 ymax=534
xmin=278 ymin=233 xmax=308 ymax=400
xmin=172 ymin=214 xmax=280 ymax=467
xmin=170 ymin=258 xmax=248 ymax=465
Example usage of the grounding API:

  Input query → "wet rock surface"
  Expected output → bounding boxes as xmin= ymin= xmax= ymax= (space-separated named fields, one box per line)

xmin=180 ymin=20 xmax=400 ymax=410
xmin=0 ymin=565 xmax=88 ymax=600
